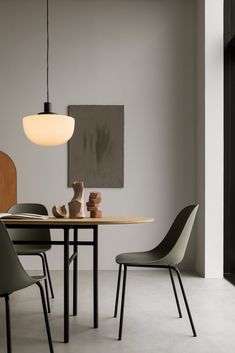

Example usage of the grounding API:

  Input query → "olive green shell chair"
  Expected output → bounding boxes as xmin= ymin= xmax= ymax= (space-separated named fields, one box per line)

xmin=0 ymin=221 xmax=54 ymax=353
xmin=8 ymin=204 xmax=54 ymax=313
xmin=114 ymin=204 xmax=199 ymax=340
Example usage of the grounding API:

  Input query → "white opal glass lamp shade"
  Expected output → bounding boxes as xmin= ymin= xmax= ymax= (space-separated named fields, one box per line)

xmin=23 ymin=114 xmax=75 ymax=146
xmin=22 ymin=0 xmax=75 ymax=147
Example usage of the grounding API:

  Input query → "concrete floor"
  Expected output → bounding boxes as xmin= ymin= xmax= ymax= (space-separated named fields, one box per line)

xmin=0 ymin=270 xmax=235 ymax=353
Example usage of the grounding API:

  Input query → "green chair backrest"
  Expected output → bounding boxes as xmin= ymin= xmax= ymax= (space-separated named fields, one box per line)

xmin=0 ymin=221 xmax=34 ymax=295
xmin=8 ymin=203 xmax=51 ymax=251
xmin=153 ymin=205 xmax=199 ymax=265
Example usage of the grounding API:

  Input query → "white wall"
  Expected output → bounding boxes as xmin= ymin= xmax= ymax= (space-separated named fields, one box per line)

xmin=196 ymin=0 xmax=224 ymax=278
xmin=195 ymin=0 xmax=205 ymax=276
xmin=0 ymin=0 xmax=197 ymax=270
xmin=204 ymin=0 xmax=223 ymax=278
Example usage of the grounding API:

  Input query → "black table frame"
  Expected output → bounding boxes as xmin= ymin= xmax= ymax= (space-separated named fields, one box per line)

xmin=5 ymin=223 xmax=98 ymax=343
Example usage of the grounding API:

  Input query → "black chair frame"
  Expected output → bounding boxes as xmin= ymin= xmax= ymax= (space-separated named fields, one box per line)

xmin=23 ymin=252 xmax=54 ymax=313
xmin=114 ymin=263 xmax=196 ymax=340
xmin=2 ymin=281 xmax=53 ymax=353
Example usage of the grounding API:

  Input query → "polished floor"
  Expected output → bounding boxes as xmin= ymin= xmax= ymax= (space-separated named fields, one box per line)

xmin=0 ymin=270 xmax=235 ymax=353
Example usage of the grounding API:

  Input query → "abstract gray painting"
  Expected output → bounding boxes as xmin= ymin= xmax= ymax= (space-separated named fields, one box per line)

xmin=68 ymin=105 xmax=124 ymax=188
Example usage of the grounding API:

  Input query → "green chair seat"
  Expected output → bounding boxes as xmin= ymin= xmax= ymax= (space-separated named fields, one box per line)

xmin=116 ymin=250 xmax=165 ymax=266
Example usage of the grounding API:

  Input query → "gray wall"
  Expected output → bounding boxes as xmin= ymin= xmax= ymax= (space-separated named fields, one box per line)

xmin=0 ymin=0 xmax=196 ymax=270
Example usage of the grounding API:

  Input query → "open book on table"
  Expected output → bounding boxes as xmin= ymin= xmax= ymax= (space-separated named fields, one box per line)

xmin=0 ymin=213 xmax=49 ymax=220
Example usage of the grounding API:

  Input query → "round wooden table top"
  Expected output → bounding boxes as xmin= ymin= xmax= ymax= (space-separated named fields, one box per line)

xmin=2 ymin=216 xmax=154 ymax=226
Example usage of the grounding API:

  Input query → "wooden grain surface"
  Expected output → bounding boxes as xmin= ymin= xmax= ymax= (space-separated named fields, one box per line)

xmin=0 ymin=151 xmax=17 ymax=212
xmin=2 ymin=216 xmax=154 ymax=226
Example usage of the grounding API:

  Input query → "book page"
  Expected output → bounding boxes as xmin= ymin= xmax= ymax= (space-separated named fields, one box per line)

xmin=0 ymin=213 xmax=49 ymax=220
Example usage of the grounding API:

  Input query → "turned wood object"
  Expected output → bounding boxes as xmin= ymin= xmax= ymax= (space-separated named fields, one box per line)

xmin=86 ymin=191 xmax=102 ymax=218
xmin=68 ymin=181 xmax=85 ymax=218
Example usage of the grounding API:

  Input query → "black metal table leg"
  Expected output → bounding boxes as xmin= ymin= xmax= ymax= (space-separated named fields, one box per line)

xmin=73 ymin=228 xmax=78 ymax=316
xmin=64 ymin=227 xmax=70 ymax=343
xmin=93 ymin=225 xmax=98 ymax=328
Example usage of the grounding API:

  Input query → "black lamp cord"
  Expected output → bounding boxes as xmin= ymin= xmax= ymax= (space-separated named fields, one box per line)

xmin=46 ymin=0 xmax=49 ymax=103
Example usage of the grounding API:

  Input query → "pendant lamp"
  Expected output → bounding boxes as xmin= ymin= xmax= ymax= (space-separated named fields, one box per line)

xmin=23 ymin=0 xmax=75 ymax=146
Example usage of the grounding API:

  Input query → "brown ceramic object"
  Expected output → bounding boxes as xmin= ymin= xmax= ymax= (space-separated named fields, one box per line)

xmin=90 ymin=210 xmax=102 ymax=218
xmin=86 ymin=202 xmax=100 ymax=207
xmin=87 ymin=191 xmax=102 ymax=218
xmin=52 ymin=205 xmax=67 ymax=218
xmin=87 ymin=206 xmax=99 ymax=211
xmin=90 ymin=192 xmax=101 ymax=198
xmin=68 ymin=181 xmax=85 ymax=218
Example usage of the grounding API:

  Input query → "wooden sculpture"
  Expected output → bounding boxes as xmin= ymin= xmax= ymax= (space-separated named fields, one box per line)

xmin=86 ymin=192 xmax=102 ymax=218
xmin=68 ymin=181 xmax=85 ymax=218
xmin=52 ymin=205 xmax=67 ymax=218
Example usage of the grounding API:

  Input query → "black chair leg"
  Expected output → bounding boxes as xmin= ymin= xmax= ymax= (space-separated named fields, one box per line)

xmin=168 ymin=268 xmax=182 ymax=318
xmin=173 ymin=267 xmax=197 ymax=337
xmin=43 ymin=253 xmax=55 ymax=299
xmin=39 ymin=254 xmax=51 ymax=313
xmin=114 ymin=264 xmax=122 ymax=317
xmin=5 ymin=295 xmax=12 ymax=353
xmin=36 ymin=282 xmax=54 ymax=353
xmin=118 ymin=265 xmax=127 ymax=340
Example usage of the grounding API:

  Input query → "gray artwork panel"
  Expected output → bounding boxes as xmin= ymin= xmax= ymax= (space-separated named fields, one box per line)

xmin=68 ymin=105 xmax=124 ymax=188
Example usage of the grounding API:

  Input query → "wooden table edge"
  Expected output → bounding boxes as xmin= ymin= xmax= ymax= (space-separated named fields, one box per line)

xmin=1 ymin=216 xmax=154 ymax=226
